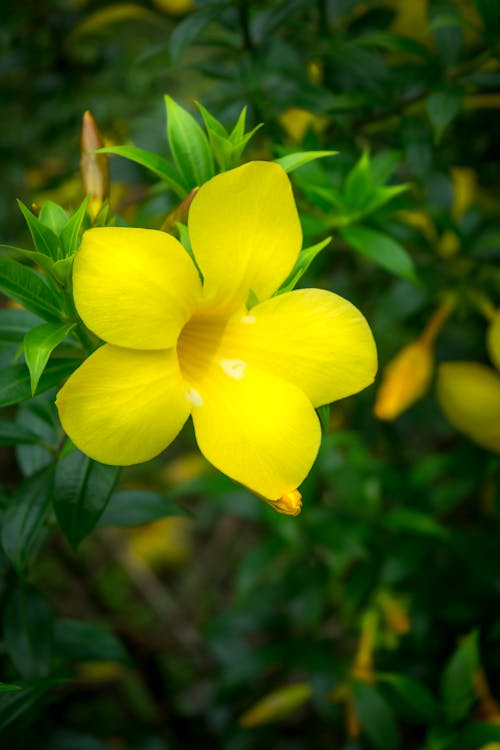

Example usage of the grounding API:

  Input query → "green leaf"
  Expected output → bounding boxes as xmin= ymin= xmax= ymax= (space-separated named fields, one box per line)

xmin=98 ymin=489 xmax=188 ymax=527
xmin=0 ymin=679 xmax=58 ymax=735
xmin=1 ymin=467 xmax=54 ymax=571
xmin=344 ymin=151 xmax=374 ymax=212
xmin=0 ymin=256 xmax=62 ymax=322
xmin=0 ymin=243 xmax=58 ymax=278
xmin=3 ymin=585 xmax=53 ymax=678
xmin=53 ymin=450 xmax=120 ymax=549
xmin=441 ymin=630 xmax=480 ymax=724
xmin=98 ymin=145 xmax=187 ymax=198
xmin=24 ymin=321 xmax=75 ymax=395
xmin=383 ymin=508 xmax=448 ymax=538
xmin=352 ymin=681 xmax=400 ymax=750
xmin=0 ymin=684 xmax=21 ymax=693
xmin=377 ymin=673 xmax=438 ymax=723
xmin=278 ymin=236 xmax=332 ymax=293
xmin=475 ymin=0 xmax=500 ymax=34
xmin=17 ymin=200 xmax=60 ymax=260
xmin=0 ymin=358 xmax=80 ymax=407
xmin=442 ymin=722 xmax=500 ymax=750
xmin=0 ymin=309 xmax=42 ymax=347
xmin=196 ymin=101 xmax=228 ymax=138
xmin=165 ymin=95 xmax=215 ymax=188
xmin=38 ymin=201 xmax=68 ymax=236
xmin=60 ymin=196 xmax=89 ymax=257
xmin=229 ymin=105 xmax=248 ymax=141
xmin=340 ymin=225 xmax=417 ymax=283
xmin=427 ymin=88 xmax=463 ymax=143
xmin=168 ymin=2 xmax=226 ymax=64
xmin=0 ymin=420 xmax=40 ymax=446
xmin=275 ymin=151 xmax=336 ymax=174
xmin=54 ymin=619 xmax=130 ymax=664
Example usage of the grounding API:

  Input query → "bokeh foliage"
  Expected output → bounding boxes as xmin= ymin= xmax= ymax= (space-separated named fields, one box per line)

xmin=1 ymin=1 xmax=500 ymax=748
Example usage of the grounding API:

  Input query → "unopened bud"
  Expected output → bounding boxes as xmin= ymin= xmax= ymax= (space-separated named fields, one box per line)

xmin=239 ymin=683 xmax=312 ymax=727
xmin=374 ymin=340 xmax=433 ymax=420
xmin=375 ymin=300 xmax=454 ymax=420
xmin=80 ymin=110 xmax=109 ymax=221
xmin=437 ymin=362 xmax=500 ymax=454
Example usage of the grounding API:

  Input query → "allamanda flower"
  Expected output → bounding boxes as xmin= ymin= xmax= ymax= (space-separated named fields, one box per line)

xmin=56 ymin=161 xmax=377 ymax=513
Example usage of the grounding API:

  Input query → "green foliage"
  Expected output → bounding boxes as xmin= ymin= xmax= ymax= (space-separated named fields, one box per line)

xmin=1 ymin=1 xmax=500 ymax=748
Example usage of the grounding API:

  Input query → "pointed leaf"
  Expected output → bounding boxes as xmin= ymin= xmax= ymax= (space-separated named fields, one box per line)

xmin=3 ymin=585 xmax=53 ymax=678
xmin=60 ymin=196 xmax=89 ymax=257
xmin=441 ymin=630 xmax=480 ymax=724
xmin=0 ymin=256 xmax=62 ymax=321
xmin=169 ymin=2 xmax=227 ymax=64
xmin=0 ymin=359 xmax=80 ymax=407
xmin=0 ymin=683 xmax=22 ymax=693
xmin=340 ymin=225 xmax=417 ymax=283
xmin=0 ymin=421 xmax=41 ymax=446
xmin=98 ymin=489 xmax=188 ymax=527
xmin=54 ymin=619 xmax=129 ymax=664
xmin=0 ymin=309 xmax=42 ymax=346
xmin=24 ymin=322 xmax=76 ymax=395
xmin=98 ymin=145 xmax=187 ymax=197
xmin=165 ymin=95 xmax=215 ymax=188
xmin=278 ymin=237 xmax=332 ymax=293
xmin=275 ymin=150 xmax=337 ymax=174
xmin=17 ymin=200 xmax=60 ymax=260
xmin=352 ymin=681 xmax=400 ymax=750
xmin=54 ymin=450 xmax=120 ymax=549
xmin=427 ymin=87 xmax=463 ymax=143
xmin=38 ymin=202 xmax=68 ymax=236
xmin=1 ymin=467 xmax=54 ymax=571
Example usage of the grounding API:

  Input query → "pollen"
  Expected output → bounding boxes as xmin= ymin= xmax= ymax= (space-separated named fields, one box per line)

xmin=185 ymin=387 xmax=203 ymax=407
xmin=220 ymin=358 xmax=247 ymax=379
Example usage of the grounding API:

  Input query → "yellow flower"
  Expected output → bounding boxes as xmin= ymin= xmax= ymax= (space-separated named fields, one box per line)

xmin=56 ymin=162 xmax=376 ymax=510
xmin=374 ymin=339 xmax=433 ymax=420
xmin=437 ymin=362 xmax=500 ymax=454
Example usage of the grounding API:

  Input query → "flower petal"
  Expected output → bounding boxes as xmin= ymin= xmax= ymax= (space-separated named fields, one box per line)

xmin=56 ymin=344 xmax=190 ymax=465
xmin=188 ymin=161 xmax=302 ymax=311
xmin=221 ymin=289 xmax=377 ymax=407
xmin=189 ymin=362 xmax=321 ymax=500
xmin=73 ymin=228 xmax=202 ymax=349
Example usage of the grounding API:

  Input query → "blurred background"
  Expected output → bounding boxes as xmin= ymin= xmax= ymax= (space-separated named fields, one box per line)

xmin=1 ymin=0 xmax=500 ymax=748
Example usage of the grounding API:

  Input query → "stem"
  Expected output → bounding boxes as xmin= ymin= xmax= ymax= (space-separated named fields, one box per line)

xmin=237 ymin=0 xmax=253 ymax=51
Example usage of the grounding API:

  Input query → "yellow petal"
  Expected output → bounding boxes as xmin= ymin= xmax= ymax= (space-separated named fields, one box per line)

xmin=56 ymin=344 xmax=190 ymax=464
xmin=73 ymin=227 xmax=202 ymax=349
xmin=188 ymin=162 xmax=302 ymax=312
xmin=437 ymin=362 xmax=500 ymax=453
xmin=184 ymin=356 xmax=321 ymax=500
xmin=221 ymin=289 xmax=377 ymax=407
xmin=487 ymin=310 xmax=500 ymax=372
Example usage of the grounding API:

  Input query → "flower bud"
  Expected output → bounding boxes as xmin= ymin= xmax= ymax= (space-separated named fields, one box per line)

xmin=374 ymin=340 xmax=433 ymax=420
xmin=80 ymin=110 xmax=109 ymax=221
xmin=437 ymin=362 xmax=500 ymax=454
xmin=375 ymin=300 xmax=454 ymax=420
xmin=239 ymin=683 xmax=312 ymax=727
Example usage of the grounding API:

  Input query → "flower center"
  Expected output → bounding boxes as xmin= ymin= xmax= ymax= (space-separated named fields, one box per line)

xmin=177 ymin=313 xmax=227 ymax=394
